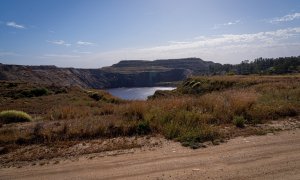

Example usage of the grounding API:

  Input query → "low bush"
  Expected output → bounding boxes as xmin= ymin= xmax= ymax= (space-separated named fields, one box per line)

xmin=119 ymin=102 xmax=146 ymax=121
xmin=179 ymin=77 xmax=238 ymax=94
xmin=145 ymin=108 xmax=220 ymax=147
xmin=14 ymin=88 xmax=49 ymax=98
xmin=233 ymin=116 xmax=246 ymax=128
xmin=6 ymin=82 xmax=18 ymax=88
xmin=30 ymin=88 xmax=49 ymax=96
xmin=0 ymin=110 xmax=32 ymax=124
xmin=88 ymin=91 xmax=121 ymax=104
xmin=89 ymin=93 xmax=104 ymax=101
xmin=136 ymin=121 xmax=151 ymax=135
xmin=47 ymin=105 xmax=90 ymax=120
xmin=53 ymin=88 xmax=67 ymax=94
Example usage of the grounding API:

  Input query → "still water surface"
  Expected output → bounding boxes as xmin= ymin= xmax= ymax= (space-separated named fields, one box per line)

xmin=106 ymin=87 xmax=175 ymax=100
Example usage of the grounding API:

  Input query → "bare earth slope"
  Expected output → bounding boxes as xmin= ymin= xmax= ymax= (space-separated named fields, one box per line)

xmin=0 ymin=129 xmax=299 ymax=180
xmin=0 ymin=58 xmax=213 ymax=88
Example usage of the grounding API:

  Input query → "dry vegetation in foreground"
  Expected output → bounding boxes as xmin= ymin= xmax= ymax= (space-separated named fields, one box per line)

xmin=0 ymin=74 xmax=299 ymax=164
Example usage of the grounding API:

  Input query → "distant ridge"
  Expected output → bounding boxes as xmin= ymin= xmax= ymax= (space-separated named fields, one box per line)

xmin=0 ymin=58 xmax=216 ymax=88
xmin=0 ymin=56 xmax=299 ymax=88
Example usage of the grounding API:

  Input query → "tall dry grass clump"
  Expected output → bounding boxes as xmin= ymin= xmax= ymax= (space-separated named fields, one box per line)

xmin=117 ymin=101 xmax=148 ymax=121
xmin=192 ymin=90 xmax=258 ymax=124
xmin=46 ymin=105 xmax=91 ymax=120
xmin=142 ymin=97 xmax=220 ymax=144
xmin=0 ymin=110 xmax=32 ymax=124
xmin=245 ymin=81 xmax=300 ymax=122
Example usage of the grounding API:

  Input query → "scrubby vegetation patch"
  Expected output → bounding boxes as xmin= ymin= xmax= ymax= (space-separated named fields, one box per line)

xmin=0 ymin=75 xmax=299 ymax=149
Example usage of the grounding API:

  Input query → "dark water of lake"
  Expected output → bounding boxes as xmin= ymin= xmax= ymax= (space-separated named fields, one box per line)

xmin=106 ymin=87 xmax=176 ymax=100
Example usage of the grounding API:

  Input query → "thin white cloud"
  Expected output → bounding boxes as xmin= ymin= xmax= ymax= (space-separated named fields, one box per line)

xmin=77 ymin=41 xmax=95 ymax=46
xmin=168 ymin=41 xmax=190 ymax=44
xmin=47 ymin=40 xmax=71 ymax=47
xmin=82 ymin=27 xmax=300 ymax=67
xmin=270 ymin=12 xmax=300 ymax=23
xmin=0 ymin=51 xmax=20 ymax=56
xmin=42 ymin=54 xmax=80 ymax=58
xmin=35 ymin=27 xmax=300 ymax=68
xmin=72 ymin=50 xmax=92 ymax=54
xmin=6 ymin=21 xmax=25 ymax=29
xmin=213 ymin=20 xmax=240 ymax=29
xmin=224 ymin=20 xmax=240 ymax=26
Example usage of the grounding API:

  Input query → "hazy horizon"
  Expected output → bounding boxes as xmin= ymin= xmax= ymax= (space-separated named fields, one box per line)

xmin=1 ymin=0 xmax=300 ymax=68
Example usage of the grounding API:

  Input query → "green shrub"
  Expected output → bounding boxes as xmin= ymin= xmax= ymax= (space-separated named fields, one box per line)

xmin=150 ymin=109 xmax=220 ymax=146
xmin=136 ymin=121 xmax=151 ymax=135
xmin=179 ymin=78 xmax=237 ymax=95
xmin=89 ymin=93 xmax=104 ymax=101
xmin=233 ymin=116 xmax=246 ymax=128
xmin=0 ymin=110 xmax=32 ymax=124
xmin=17 ymin=88 xmax=49 ymax=98
xmin=88 ymin=91 xmax=121 ymax=104
xmin=6 ymin=82 xmax=18 ymax=88
xmin=53 ymin=88 xmax=67 ymax=94
xmin=30 ymin=88 xmax=49 ymax=96
xmin=227 ymin=71 xmax=236 ymax=75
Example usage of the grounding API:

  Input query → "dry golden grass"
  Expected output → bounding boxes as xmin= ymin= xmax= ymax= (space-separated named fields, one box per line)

xmin=0 ymin=74 xmax=299 ymax=148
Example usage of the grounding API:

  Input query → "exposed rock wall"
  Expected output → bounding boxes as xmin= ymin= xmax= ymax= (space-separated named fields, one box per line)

xmin=0 ymin=58 xmax=215 ymax=88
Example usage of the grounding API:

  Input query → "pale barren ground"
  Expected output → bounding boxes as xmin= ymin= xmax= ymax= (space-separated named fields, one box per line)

xmin=0 ymin=127 xmax=299 ymax=180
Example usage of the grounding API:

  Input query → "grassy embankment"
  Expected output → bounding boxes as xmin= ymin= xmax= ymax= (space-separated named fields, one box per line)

xmin=0 ymin=74 xmax=299 ymax=149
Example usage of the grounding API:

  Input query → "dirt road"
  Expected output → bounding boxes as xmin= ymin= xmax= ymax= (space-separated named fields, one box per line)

xmin=0 ymin=129 xmax=299 ymax=180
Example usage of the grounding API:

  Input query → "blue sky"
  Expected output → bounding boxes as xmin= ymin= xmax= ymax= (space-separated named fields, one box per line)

xmin=0 ymin=0 xmax=300 ymax=68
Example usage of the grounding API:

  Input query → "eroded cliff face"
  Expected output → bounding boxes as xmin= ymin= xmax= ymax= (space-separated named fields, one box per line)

xmin=0 ymin=58 xmax=214 ymax=88
xmin=0 ymin=64 xmax=107 ymax=88
xmin=103 ymin=68 xmax=189 ymax=88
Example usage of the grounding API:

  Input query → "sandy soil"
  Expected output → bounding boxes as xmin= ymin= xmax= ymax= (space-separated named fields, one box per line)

xmin=0 ymin=128 xmax=299 ymax=180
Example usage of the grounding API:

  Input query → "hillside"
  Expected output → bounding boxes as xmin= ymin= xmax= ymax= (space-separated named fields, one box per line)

xmin=0 ymin=64 xmax=108 ymax=88
xmin=109 ymin=58 xmax=215 ymax=73
xmin=0 ymin=58 xmax=214 ymax=88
